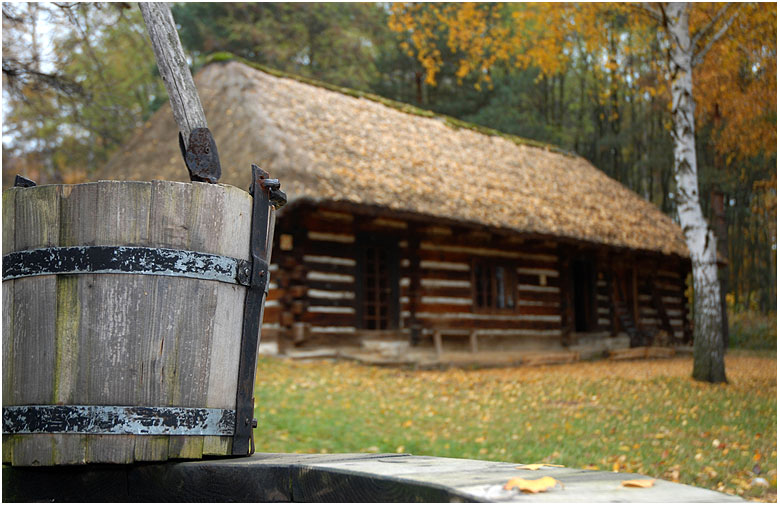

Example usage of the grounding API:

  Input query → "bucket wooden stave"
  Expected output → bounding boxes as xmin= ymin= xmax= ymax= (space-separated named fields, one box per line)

xmin=2 ymin=180 xmax=253 ymax=465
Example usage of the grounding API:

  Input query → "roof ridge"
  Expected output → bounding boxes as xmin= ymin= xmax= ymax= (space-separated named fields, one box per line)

xmin=203 ymin=52 xmax=578 ymax=159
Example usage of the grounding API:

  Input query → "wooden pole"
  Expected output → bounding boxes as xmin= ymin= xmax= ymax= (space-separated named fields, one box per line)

xmin=139 ymin=2 xmax=207 ymax=148
xmin=469 ymin=329 xmax=478 ymax=354
xmin=433 ymin=330 xmax=443 ymax=359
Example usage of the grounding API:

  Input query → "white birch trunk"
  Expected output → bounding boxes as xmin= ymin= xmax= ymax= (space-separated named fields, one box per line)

xmin=666 ymin=3 xmax=726 ymax=383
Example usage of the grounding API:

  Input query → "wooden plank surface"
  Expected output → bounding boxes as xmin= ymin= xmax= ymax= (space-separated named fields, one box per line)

xmin=2 ymin=189 xmax=16 ymax=406
xmin=201 ymin=185 xmax=249 ymax=421
xmin=6 ymin=186 xmax=62 ymax=464
xmin=10 ymin=185 xmax=60 ymax=466
xmin=85 ymin=181 xmax=155 ymax=462
xmin=2 ymin=453 xmax=744 ymax=503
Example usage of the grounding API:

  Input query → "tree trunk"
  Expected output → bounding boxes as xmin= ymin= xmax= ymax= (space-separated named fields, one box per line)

xmin=666 ymin=3 xmax=727 ymax=383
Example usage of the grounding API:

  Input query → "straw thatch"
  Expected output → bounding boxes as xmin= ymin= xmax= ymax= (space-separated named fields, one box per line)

xmin=101 ymin=59 xmax=689 ymax=257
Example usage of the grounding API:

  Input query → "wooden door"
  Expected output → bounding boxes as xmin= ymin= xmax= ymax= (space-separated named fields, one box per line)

xmin=356 ymin=238 xmax=399 ymax=330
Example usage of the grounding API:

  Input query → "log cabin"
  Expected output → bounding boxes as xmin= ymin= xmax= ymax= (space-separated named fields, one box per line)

xmin=99 ymin=56 xmax=692 ymax=352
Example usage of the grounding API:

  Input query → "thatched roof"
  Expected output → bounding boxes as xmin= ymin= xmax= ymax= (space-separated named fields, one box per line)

xmin=100 ymin=59 xmax=689 ymax=258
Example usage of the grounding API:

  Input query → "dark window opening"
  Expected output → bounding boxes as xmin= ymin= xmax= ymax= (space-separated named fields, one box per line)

xmin=473 ymin=260 xmax=516 ymax=311
xmin=572 ymin=258 xmax=596 ymax=332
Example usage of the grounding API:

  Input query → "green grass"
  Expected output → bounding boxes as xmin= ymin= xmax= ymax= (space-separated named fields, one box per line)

xmin=252 ymin=354 xmax=776 ymax=501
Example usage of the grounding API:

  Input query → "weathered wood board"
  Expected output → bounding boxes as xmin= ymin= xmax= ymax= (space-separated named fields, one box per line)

xmin=2 ymin=453 xmax=743 ymax=502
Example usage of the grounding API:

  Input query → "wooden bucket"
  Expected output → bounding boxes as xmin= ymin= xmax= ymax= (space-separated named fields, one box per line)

xmin=2 ymin=179 xmax=267 ymax=465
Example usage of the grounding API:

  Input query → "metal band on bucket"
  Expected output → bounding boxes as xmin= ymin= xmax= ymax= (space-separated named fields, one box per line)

xmin=2 ymin=405 xmax=236 ymax=436
xmin=2 ymin=246 xmax=252 ymax=286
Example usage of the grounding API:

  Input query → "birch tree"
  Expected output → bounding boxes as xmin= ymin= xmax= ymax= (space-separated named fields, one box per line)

xmin=651 ymin=3 xmax=737 ymax=383
xmin=390 ymin=2 xmax=775 ymax=383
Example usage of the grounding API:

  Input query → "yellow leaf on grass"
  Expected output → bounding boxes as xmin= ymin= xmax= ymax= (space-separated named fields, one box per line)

xmin=622 ymin=479 xmax=656 ymax=488
xmin=503 ymin=476 xmax=559 ymax=493
xmin=516 ymin=464 xmax=565 ymax=470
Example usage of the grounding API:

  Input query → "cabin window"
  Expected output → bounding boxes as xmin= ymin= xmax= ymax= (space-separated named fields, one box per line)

xmin=356 ymin=238 xmax=400 ymax=330
xmin=473 ymin=260 xmax=516 ymax=311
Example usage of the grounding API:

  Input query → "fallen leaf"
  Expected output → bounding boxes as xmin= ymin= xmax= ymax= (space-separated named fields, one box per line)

xmin=516 ymin=464 xmax=565 ymax=470
xmin=622 ymin=479 xmax=656 ymax=488
xmin=503 ymin=476 xmax=560 ymax=493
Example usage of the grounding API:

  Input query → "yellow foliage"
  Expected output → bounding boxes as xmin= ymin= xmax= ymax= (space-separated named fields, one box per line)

xmin=389 ymin=2 xmax=775 ymax=165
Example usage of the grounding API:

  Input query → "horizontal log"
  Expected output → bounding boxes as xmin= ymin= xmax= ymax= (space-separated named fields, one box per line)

xmin=301 ymin=279 xmax=357 ymax=293
xmin=307 ymin=297 xmax=356 ymax=308
xmin=307 ymin=231 xmax=355 ymax=244
xmin=417 ymin=318 xmax=561 ymax=331
xmin=516 ymin=290 xmax=560 ymax=303
xmin=310 ymin=207 xmax=354 ymax=222
xmin=420 ymin=279 xmax=470 ymax=289
xmin=307 ymin=306 xmax=356 ymax=315
xmin=421 ymin=237 xmax=557 ymax=256
xmin=657 ymin=269 xmax=684 ymax=279
xmin=420 ymin=296 xmax=471 ymax=305
xmin=418 ymin=286 xmax=473 ymax=299
xmin=656 ymin=282 xmax=684 ymax=292
xmin=414 ymin=248 xmax=558 ymax=269
xmin=298 ymin=242 xmax=356 ymax=259
xmin=302 ymin=255 xmax=356 ymax=267
xmin=302 ymin=261 xmax=355 ymax=276
xmin=419 ymin=260 xmax=470 ymax=272
xmin=300 ymin=216 xmax=354 ymax=235
xmin=413 ymin=303 xmax=563 ymax=317
xmin=301 ymin=312 xmax=357 ymax=326
xmin=414 ymin=303 xmax=476 ymax=314
xmin=515 ymin=267 xmax=559 ymax=277
xmin=309 ymin=326 xmax=356 ymax=334
xmin=416 ymin=269 xmax=471 ymax=281
xmin=516 ymin=274 xmax=560 ymax=288
xmin=517 ymin=284 xmax=559 ymax=294
xmin=306 ymin=272 xmax=354 ymax=283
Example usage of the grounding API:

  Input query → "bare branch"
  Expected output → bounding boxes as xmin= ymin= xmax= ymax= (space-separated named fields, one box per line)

xmin=2 ymin=4 xmax=25 ymax=23
xmin=691 ymin=3 xmax=735 ymax=49
xmin=633 ymin=3 xmax=663 ymax=23
xmin=2 ymin=57 xmax=84 ymax=96
xmin=692 ymin=7 xmax=740 ymax=67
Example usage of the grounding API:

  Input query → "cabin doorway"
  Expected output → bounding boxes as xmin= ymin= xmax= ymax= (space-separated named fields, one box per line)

xmin=356 ymin=237 xmax=400 ymax=330
xmin=572 ymin=258 xmax=596 ymax=332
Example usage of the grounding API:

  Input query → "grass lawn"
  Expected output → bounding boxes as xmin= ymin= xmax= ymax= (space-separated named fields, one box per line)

xmin=253 ymin=353 xmax=777 ymax=501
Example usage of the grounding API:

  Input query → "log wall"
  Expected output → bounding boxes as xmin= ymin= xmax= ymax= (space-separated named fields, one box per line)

xmin=401 ymin=235 xmax=563 ymax=341
xmin=592 ymin=254 xmax=690 ymax=343
xmin=266 ymin=204 xmax=691 ymax=347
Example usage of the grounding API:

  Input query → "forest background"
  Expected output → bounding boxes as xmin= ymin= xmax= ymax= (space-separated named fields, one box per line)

xmin=1 ymin=2 xmax=776 ymax=342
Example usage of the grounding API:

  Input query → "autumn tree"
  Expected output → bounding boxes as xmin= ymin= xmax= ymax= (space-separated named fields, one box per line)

xmin=2 ymin=2 xmax=166 ymax=186
xmin=390 ymin=2 xmax=776 ymax=383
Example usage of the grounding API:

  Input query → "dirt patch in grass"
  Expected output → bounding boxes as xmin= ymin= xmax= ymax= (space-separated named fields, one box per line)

xmin=254 ymin=354 xmax=776 ymax=501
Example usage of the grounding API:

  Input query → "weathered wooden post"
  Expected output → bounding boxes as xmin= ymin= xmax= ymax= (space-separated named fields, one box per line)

xmin=2 ymin=2 xmax=285 ymax=465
